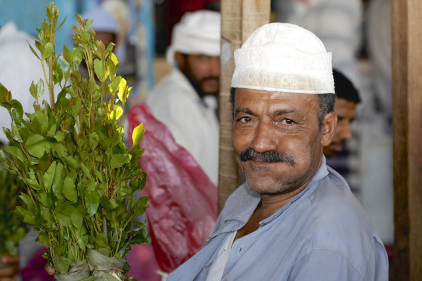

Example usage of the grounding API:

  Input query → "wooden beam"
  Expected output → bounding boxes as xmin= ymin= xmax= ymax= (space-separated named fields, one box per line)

xmin=218 ymin=0 xmax=270 ymax=212
xmin=392 ymin=0 xmax=422 ymax=279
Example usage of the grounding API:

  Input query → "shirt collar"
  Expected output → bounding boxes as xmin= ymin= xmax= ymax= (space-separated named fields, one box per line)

xmin=217 ymin=155 xmax=329 ymax=231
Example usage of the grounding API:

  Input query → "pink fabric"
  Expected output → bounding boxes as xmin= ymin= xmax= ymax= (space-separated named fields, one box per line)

xmin=128 ymin=102 xmax=217 ymax=273
xmin=22 ymin=245 xmax=160 ymax=281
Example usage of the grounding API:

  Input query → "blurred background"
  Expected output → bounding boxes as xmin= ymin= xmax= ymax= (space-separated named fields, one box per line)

xmin=0 ymin=0 xmax=394 ymax=278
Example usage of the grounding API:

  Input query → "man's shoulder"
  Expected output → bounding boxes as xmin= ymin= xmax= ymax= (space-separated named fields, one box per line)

xmin=301 ymin=170 xmax=383 ymax=265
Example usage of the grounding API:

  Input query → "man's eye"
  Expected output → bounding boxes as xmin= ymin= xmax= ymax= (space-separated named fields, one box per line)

xmin=281 ymin=119 xmax=295 ymax=125
xmin=198 ymin=55 xmax=210 ymax=61
xmin=237 ymin=116 xmax=252 ymax=123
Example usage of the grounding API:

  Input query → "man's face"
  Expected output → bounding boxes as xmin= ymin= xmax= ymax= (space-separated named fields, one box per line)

xmin=233 ymin=88 xmax=335 ymax=195
xmin=176 ymin=53 xmax=220 ymax=95
xmin=323 ymin=98 xmax=357 ymax=157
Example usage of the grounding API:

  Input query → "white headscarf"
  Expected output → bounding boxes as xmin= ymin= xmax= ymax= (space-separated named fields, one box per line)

xmin=166 ymin=10 xmax=221 ymax=65
xmin=232 ymin=23 xmax=334 ymax=94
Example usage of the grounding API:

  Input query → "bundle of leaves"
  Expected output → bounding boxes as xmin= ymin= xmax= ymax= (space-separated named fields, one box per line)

xmin=0 ymin=2 xmax=148 ymax=279
xmin=0 ymin=167 xmax=28 ymax=258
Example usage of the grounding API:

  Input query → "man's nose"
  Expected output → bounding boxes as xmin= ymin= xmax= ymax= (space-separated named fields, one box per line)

xmin=250 ymin=121 xmax=277 ymax=152
xmin=339 ymin=122 xmax=352 ymax=140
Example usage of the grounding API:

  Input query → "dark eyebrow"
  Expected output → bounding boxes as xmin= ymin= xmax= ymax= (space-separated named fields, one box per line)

xmin=235 ymin=108 xmax=254 ymax=115
xmin=274 ymin=109 xmax=296 ymax=115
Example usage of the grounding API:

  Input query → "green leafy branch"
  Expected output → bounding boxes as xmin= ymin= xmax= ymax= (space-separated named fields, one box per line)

xmin=0 ymin=2 xmax=148 ymax=276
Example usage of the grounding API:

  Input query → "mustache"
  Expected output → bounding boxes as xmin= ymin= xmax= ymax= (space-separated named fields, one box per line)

xmin=200 ymin=76 xmax=219 ymax=83
xmin=240 ymin=148 xmax=295 ymax=166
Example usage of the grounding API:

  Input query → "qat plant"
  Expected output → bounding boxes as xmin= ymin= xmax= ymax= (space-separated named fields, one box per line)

xmin=0 ymin=168 xmax=28 ymax=259
xmin=0 ymin=2 xmax=148 ymax=279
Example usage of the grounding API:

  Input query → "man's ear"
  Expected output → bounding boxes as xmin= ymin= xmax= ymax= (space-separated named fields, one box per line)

xmin=321 ymin=111 xmax=337 ymax=147
xmin=174 ymin=52 xmax=185 ymax=69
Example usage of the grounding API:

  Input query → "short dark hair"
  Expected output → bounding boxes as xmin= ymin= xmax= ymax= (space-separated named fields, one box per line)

xmin=230 ymin=88 xmax=334 ymax=129
xmin=333 ymin=69 xmax=361 ymax=104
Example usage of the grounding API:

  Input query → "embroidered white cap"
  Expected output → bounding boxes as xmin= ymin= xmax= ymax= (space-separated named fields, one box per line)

xmin=232 ymin=23 xmax=334 ymax=94
xmin=166 ymin=10 xmax=221 ymax=65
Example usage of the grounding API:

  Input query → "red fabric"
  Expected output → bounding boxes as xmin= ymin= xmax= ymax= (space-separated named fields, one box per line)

xmin=21 ymin=247 xmax=53 ymax=281
xmin=128 ymin=102 xmax=217 ymax=273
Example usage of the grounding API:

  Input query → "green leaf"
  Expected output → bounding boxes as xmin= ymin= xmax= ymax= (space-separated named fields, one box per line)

xmin=54 ymin=131 xmax=66 ymax=142
xmin=36 ymin=79 xmax=45 ymax=100
xmin=29 ymin=81 xmax=38 ymax=101
xmin=89 ymin=132 xmax=99 ymax=149
xmin=38 ymin=232 xmax=49 ymax=247
xmin=11 ymin=122 xmax=23 ymax=143
xmin=22 ymin=177 xmax=41 ymax=190
xmin=20 ymin=193 xmax=35 ymax=210
xmin=37 ymin=192 xmax=54 ymax=209
xmin=0 ymin=83 xmax=12 ymax=108
xmin=117 ymin=77 xmax=128 ymax=102
xmin=71 ymin=211 xmax=83 ymax=228
xmin=42 ymin=42 xmax=53 ymax=60
xmin=16 ymin=206 xmax=36 ymax=225
xmin=110 ymin=153 xmax=131 ymax=169
xmin=85 ymin=191 xmax=99 ymax=217
xmin=53 ymin=60 xmax=63 ymax=84
xmin=52 ymin=162 xmax=64 ymax=199
xmin=94 ymin=170 xmax=103 ymax=182
xmin=10 ymin=100 xmax=24 ymax=123
xmin=132 ymin=123 xmax=145 ymax=148
xmin=2 ymin=145 xmax=26 ymax=162
xmin=94 ymin=59 xmax=104 ymax=81
xmin=47 ymin=2 xmax=59 ymax=24
xmin=63 ymin=155 xmax=79 ymax=169
xmin=53 ymin=255 xmax=71 ymax=275
xmin=43 ymin=161 xmax=56 ymax=192
xmin=63 ymin=176 xmax=77 ymax=203
xmin=80 ymin=163 xmax=90 ymax=178
xmin=109 ymin=76 xmax=121 ymax=95
xmin=56 ymin=15 xmax=67 ymax=31
xmin=63 ymin=45 xmax=72 ymax=63
xmin=25 ymin=134 xmax=50 ymax=158
xmin=108 ymin=105 xmax=123 ymax=120
xmin=28 ymin=42 xmax=41 ymax=60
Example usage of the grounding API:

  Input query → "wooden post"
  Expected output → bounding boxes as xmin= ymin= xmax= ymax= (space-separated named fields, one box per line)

xmin=218 ymin=0 xmax=270 ymax=212
xmin=392 ymin=0 xmax=422 ymax=279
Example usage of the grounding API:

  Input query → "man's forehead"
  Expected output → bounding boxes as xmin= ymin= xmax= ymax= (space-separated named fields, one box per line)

xmin=234 ymin=88 xmax=319 ymax=112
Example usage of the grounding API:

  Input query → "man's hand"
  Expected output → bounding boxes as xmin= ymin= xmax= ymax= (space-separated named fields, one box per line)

xmin=0 ymin=256 xmax=20 ymax=281
xmin=45 ymin=263 xmax=55 ymax=276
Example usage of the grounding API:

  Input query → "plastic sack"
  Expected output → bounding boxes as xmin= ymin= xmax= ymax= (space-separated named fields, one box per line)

xmin=128 ymin=102 xmax=217 ymax=273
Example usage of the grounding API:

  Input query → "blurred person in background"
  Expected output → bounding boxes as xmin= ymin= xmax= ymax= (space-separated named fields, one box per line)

xmin=144 ymin=10 xmax=221 ymax=186
xmin=324 ymin=69 xmax=361 ymax=158
xmin=273 ymin=0 xmax=363 ymax=88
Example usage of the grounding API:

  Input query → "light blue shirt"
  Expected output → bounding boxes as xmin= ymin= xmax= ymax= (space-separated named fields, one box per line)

xmin=168 ymin=157 xmax=389 ymax=281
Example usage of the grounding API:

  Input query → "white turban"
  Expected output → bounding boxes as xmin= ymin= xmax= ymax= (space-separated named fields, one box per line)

xmin=81 ymin=6 xmax=119 ymax=35
xmin=232 ymin=23 xmax=334 ymax=94
xmin=166 ymin=10 xmax=221 ymax=65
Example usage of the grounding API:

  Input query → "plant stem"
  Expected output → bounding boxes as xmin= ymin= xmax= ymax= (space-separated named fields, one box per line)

xmin=49 ymin=25 xmax=55 ymax=109
xmin=102 ymin=208 xmax=108 ymax=244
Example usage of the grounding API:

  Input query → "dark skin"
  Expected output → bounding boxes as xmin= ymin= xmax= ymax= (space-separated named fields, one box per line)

xmin=232 ymin=89 xmax=336 ymax=241
xmin=0 ymin=256 xmax=20 ymax=281
xmin=174 ymin=52 xmax=220 ymax=96
xmin=323 ymin=97 xmax=357 ymax=157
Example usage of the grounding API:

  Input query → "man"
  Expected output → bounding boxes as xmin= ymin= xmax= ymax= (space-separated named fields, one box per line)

xmin=323 ymin=69 xmax=361 ymax=157
xmin=167 ymin=23 xmax=388 ymax=280
xmin=145 ymin=10 xmax=220 ymax=185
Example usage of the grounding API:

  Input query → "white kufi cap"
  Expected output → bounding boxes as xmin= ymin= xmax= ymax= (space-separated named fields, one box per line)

xmin=232 ymin=23 xmax=334 ymax=94
xmin=166 ymin=10 xmax=221 ymax=65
